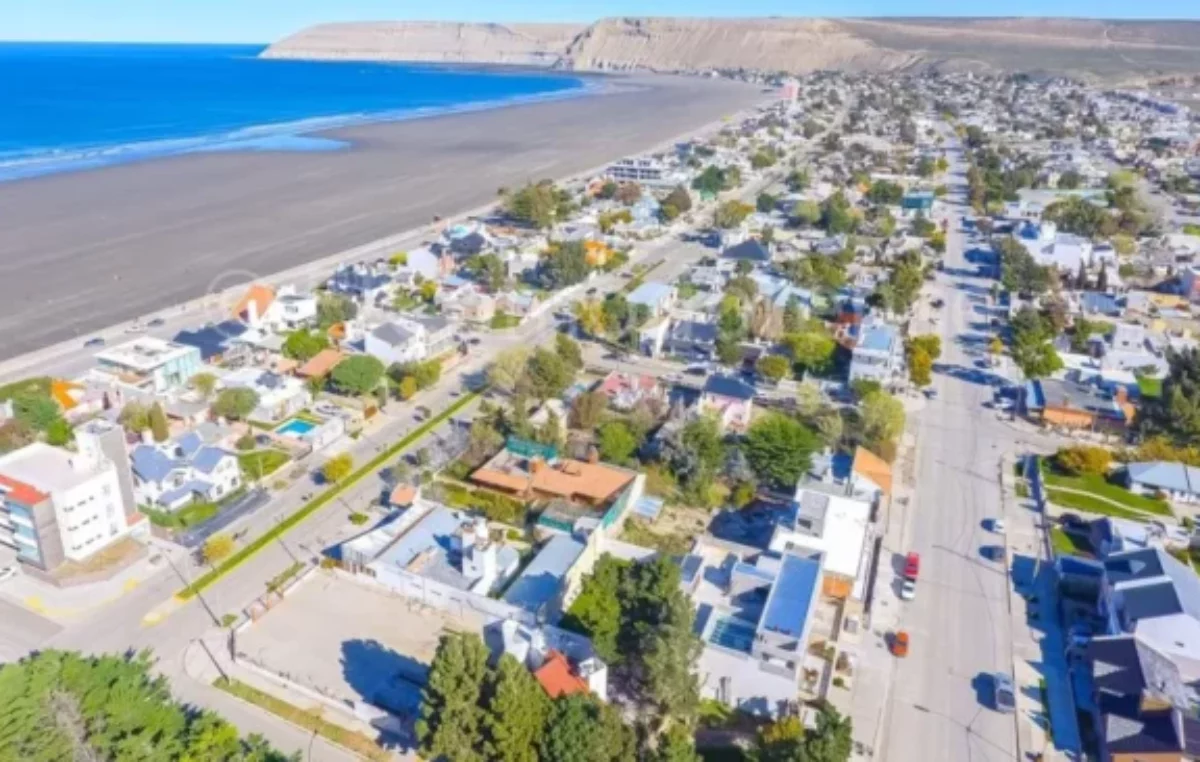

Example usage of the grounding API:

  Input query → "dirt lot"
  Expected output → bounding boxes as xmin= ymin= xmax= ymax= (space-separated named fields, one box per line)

xmin=235 ymin=571 xmax=483 ymax=715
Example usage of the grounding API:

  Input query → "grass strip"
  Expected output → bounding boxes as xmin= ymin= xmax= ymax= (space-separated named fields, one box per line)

xmin=1049 ymin=526 xmax=1093 ymax=557
xmin=1044 ymin=488 xmax=1154 ymax=522
xmin=213 ymin=677 xmax=388 ymax=761
xmin=178 ymin=390 xmax=480 ymax=598
xmin=1042 ymin=471 xmax=1172 ymax=516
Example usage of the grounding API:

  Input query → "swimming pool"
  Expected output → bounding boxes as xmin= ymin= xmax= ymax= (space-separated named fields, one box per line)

xmin=276 ymin=417 xmax=316 ymax=437
xmin=708 ymin=615 xmax=757 ymax=654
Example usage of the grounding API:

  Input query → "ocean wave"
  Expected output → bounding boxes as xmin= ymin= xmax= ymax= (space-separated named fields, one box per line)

xmin=0 ymin=79 xmax=602 ymax=184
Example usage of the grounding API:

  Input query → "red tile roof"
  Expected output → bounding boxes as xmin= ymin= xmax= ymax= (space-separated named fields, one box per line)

xmin=533 ymin=651 xmax=589 ymax=699
xmin=0 ymin=473 xmax=49 ymax=505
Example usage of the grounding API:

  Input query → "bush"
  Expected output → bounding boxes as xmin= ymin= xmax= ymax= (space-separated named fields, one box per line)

xmin=1054 ymin=446 xmax=1112 ymax=477
xmin=348 ymin=512 xmax=370 ymax=526
xmin=235 ymin=433 xmax=257 ymax=451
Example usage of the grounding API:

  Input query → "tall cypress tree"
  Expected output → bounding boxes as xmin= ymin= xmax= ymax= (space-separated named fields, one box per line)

xmin=416 ymin=633 xmax=490 ymax=762
xmin=483 ymin=654 xmax=550 ymax=762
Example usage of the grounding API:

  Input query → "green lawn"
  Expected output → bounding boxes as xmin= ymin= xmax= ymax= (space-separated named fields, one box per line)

xmin=213 ymin=678 xmax=387 ymax=761
xmin=1050 ymin=527 xmax=1093 ymax=557
xmin=1044 ymin=488 xmax=1156 ymax=522
xmin=1042 ymin=471 xmax=1173 ymax=516
xmin=1137 ymin=376 xmax=1163 ymax=400
xmin=489 ymin=312 xmax=521 ymax=330
xmin=238 ymin=450 xmax=290 ymax=480
xmin=142 ymin=501 xmax=220 ymax=530
xmin=0 ymin=376 xmax=51 ymax=402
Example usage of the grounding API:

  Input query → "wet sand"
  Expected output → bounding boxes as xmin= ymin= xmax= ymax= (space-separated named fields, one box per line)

xmin=0 ymin=74 xmax=764 ymax=358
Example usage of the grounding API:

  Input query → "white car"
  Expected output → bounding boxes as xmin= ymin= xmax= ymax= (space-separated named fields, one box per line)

xmin=900 ymin=578 xmax=917 ymax=600
xmin=0 ymin=566 xmax=18 ymax=583
xmin=992 ymin=518 xmax=1006 ymax=534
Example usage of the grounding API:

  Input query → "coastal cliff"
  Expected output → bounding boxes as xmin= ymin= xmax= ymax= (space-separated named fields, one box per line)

xmin=262 ymin=17 xmax=1200 ymax=82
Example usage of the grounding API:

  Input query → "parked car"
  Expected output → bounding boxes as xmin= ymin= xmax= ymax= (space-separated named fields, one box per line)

xmin=83 ymin=337 xmax=105 ymax=348
xmin=992 ymin=672 xmax=1016 ymax=713
xmin=900 ymin=578 xmax=917 ymax=601
xmin=923 ymin=388 xmax=938 ymax=400
xmin=146 ymin=317 xmax=165 ymax=328
xmin=890 ymin=631 xmax=910 ymax=657
xmin=992 ymin=518 xmax=1006 ymax=533
xmin=904 ymin=552 xmax=920 ymax=580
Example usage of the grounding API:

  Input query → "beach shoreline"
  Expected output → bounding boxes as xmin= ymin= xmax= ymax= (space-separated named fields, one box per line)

xmin=0 ymin=72 xmax=766 ymax=366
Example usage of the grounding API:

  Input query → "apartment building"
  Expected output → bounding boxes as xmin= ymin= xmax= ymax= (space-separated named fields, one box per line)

xmin=0 ymin=421 xmax=140 ymax=571
xmin=93 ymin=337 xmax=203 ymax=393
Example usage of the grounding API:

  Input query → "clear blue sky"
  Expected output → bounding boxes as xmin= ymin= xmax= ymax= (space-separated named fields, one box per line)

xmin=4 ymin=0 xmax=1198 ymax=43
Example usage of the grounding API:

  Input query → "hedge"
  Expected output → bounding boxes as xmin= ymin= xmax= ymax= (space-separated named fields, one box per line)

xmin=177 ymin=390 xmax=480 ymax=599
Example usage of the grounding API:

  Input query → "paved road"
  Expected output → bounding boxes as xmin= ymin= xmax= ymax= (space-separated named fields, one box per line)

xmin=879 ymin=139 xmax=1036 ymax=762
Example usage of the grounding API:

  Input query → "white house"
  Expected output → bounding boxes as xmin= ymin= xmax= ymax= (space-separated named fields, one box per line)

xmin=365 ymin=320 xmax=428 ymax=366
xmin=1123 ymin=461 xmax=1200 ymax=504
xmin=219 ymin=368 xmax=310 ymax=423
xmin=848 ymin=319 xmax=904 ymax=385
xmin=770 ymin=484 xmax=874 ymax=600
xmin=130 ymin=431 xmax=242 ymax=510
xmin=626 ymin=281 xmax=677 ymax=317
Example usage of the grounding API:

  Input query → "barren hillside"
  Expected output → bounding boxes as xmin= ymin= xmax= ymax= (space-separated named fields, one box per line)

xmin=262 ymin=17 xmax=1200 ymax=82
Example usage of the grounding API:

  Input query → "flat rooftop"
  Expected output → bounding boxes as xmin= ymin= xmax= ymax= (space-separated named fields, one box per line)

xmin=760 ymin=552 xmax=822 ymax=639
xmin=94 ymin=337 xmax=196 ymax=371
xmin=503 ymin=534 xmax=586 ymax=616
xmin=0 ymin=442 xmax=105 ymax=497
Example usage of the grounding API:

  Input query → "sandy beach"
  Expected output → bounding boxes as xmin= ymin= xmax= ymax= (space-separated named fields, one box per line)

xmin=0 ymin=74 xmax=764 ymax=359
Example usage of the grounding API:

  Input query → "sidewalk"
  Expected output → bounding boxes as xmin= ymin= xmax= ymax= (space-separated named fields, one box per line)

xmin=1001 ymin=455 xmax=1082 ymax=762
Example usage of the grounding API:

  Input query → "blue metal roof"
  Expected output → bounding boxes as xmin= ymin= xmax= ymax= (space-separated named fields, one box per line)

xmin=191 ymin=446 xmax=230 ymax=475
xmin=502 ymin=534 xmax=585 ymax=616
xmin=627 ymin=281 xmax=674 ymax=308
xmin=131 ymin=446 xmax=177 ymax=483
xmin=678 ymin=554 xmax=703 ymax=587
xmin=1127 ymin=461 xmax=1200 ymax=495
xmin=703 ymin=375 xmax=755 ymax=401
xmin=760 ymin=552 xmax=821 ymax=639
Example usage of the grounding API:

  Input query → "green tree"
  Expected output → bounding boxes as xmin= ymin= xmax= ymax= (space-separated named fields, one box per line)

xmin=908 ymin=348 xmax=933 ymax=387
xmin=503 ymin=181 xmax=573 ymax=229
xmin=45 ymin=418 xmax=73 ymax=447
xmin=417 ymin=632 xmax=491 ymax=762
xmin=398 ymin=376 xmax=418 ymax=400
xmin=598 ymin=420 xmax=639 ymax=464
xmin=663 ymin=185 xmax=693 ymax=215
xmin=907 ymin=334 xmax=942 ymax=362
xmin=464 ymin=253 xmax=508 ymax=292
xmin=786 ymin=168 xmax=810 ymax=192
xmin=330 ymin=355 xmax=385 ymax=396
xmin=12 ymin=393 xmax=61 ymax=433
xmin=791 ymin=200 xmax=822 ymax=227
xmin=316 ymin=293 xmax=357 ymax=328
xmin=1012 ymin=340 xmax=1063 ymax=380
xmin=654 ymin=724 xmax=702 ymax=762
xmin=191 ymin=371 xmax=218 ymax=400
xmin=322 ymin=453 xmax=354 ymax=483
xmin=569 ymin=390 xmax=608 ymax=430
xmin=149 ymin=403 xmax=170 ymax=443
xmin=782 ymin=297 xmax=803 ymax=334
xmin=560 ymin=556 xmax=627 ymax=662
xmin=1143 ymin=349 xmax=1200 ymax=445
xmin=118 ymin=401 xmax=151 ymax=432
xmin=757 ymin=192 xmax=779 ymax=214
xmin=202 ymin=534 xmax=235 ymax=566
xmin=541 ymin=694 xmax=635 ymax=762
xmin=744 ymin=413 xmax=820 ymax=489
xmin=757 ymin=354 xmax=792 ymax=383
xmin=691 ymin=165 xmax=727 ymax=196
xmin=211 ymin=388 xmax=259 ymax=421
xmin=860 ymin=391 xmax=906 ymax=449
xmin=555 ymin=332 xmax=584 ymax=371
xmin=487 ymin=350 xmax=530 ymax=397
xmin=483 ymin=654 xmax=550 ymax=762
xmin=714 ymin=200 xmax=754 ymax=229
xmin=541 ymin=240 xmax=591 ymax=289
xmin=522 ymin=348 xmax=572 ymax=401
xmin=282 ymin=329 xmax=328 ymax=361
xmin=783 ymin=329 xmax=837 ymax=374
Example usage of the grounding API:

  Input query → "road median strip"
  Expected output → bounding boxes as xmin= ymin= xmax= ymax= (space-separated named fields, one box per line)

xmin=177 ymin=390 xmax=481 ymax=599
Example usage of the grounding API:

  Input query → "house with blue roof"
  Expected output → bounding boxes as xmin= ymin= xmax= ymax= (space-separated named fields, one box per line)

xmin=848 ymin=319 xmax=904 ymax=385
xmin=626 ymin=281 xmax=677 ymax=317
xmin=1122 ymin=461 xmax=1200 ymax=504
xmin=130 ymin=432 xmax=241 ymax=510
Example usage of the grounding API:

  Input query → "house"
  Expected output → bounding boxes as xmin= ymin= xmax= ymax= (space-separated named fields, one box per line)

xmin=495 ymin=290 xmax=539 ymax=319
xmin=1099 ymin=547 xmax=1200 ymax=665
xmin=219 ymin=368 xmax=310 ymax=423
xmin=326 ymin=262 xmax=391 ymax=302
xmin=402 ymin=246 xmax=456 ymax=281
xmin=901 ymin=191 xmax=935 ymax=216
xmin=848 ymin=320 xmax=903 ymax=385
xmin=232 ymin=284 xmax=318 ymax=331
xmin=664 ymin=320 xmax=719 ymax=360
xmin=805 ymin=446 xmax=893 ymax=503
xmin=440 ymin=287 xmax=496 ymax=323
xmin=684 ymin=541 xmax=826 ymax=717
xmin=1022 ymin=378 xmax=1135 ymax=432
xmin=771 ymin=484 xmax=874 ymax=601
xmin=722 ymin=238 xmax=772 ymax=264
xmin=94 ymin=338 xmax=203 ymax=393
xmin=172 ymin=321 xmax=249 ymax=363
xmin=699 ymin=375 xmax=756 ymax=433
xmin=407 ymin=315 xmax=458 ymax=359
xmin=1015 ymin=221 xmax=1115 ymax=273
xmin=502 ymin=534 xmax=587 ymax=620
xmin=296 ymin=349 xmax=345 ymax=380
xmin=639 ymin=316 xmax=671 ymax=357
xmin=365 ymin=321 xmax=425 ymax=366
xmin=626 ymin=281 xmax=677 ymax=317
xmin=1123 ymin=461 xmax=1200 ymax=504
xmin=0 ymin=421 xmax=142 ymax=571
xmin=131 ymin=431 xmax=242 ymax=510
xmin=596 ymin=371 xmax=666 ymax=412
xmin=471 ymin=449 xmax=636 ymax=509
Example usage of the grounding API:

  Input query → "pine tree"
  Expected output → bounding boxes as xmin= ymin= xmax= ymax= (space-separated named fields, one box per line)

xmin=416 ymin=633 xmax=490 ymax=762
xmin=149 ymin=403 xmax=170 ymax=443
xmin=483 ymin=654 xmax=550 ymax=762
xmin=1097 ymin=262 xmax=1109 ymax=292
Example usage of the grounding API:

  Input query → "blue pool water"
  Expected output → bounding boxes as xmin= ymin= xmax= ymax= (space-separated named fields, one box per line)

xmin=276 ymin=418 xmax=317 ymax=437
xmin=0 ymin=42 xmax=587 ymax=182
xmin=708 ymin=615 xmax=757 ymax=653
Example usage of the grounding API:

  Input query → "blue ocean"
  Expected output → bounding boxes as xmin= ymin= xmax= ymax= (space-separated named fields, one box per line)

xmin=0 ymin=43 xmax=587 ymax=182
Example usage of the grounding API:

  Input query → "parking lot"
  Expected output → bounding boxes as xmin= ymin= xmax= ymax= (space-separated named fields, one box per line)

xmin=236 ymin=571 xmax=484 ymax=715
